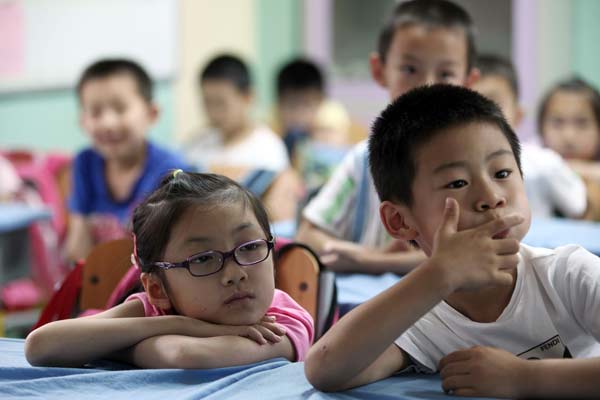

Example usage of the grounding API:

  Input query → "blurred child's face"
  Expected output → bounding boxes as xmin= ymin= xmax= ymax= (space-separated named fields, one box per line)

xmin=473 ymin=75 xmax=521 ymax=129
xmin=542 ymin=90 xmax=600 ymax=160
xmin=159 ymin=203 xmax=274 ymax=326
xmin=278 ymin=88 xmax=323 ymax=131
xmin=372 ymin=25 xmax=476 ymax=101
xmin=80 ymin=73 xmax=157 ymax=161
xmin=201 ymin=80 xmax=251 ymax=136
xmin=401 ymin=122 xmax=530 ymax=256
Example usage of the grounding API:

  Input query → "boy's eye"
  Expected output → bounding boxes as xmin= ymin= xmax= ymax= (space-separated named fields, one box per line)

xmin=400 ymin=65 xmax=417 ymax=74
xmin=440 ymin=71 xmax=456 ymax=80
xmin=495 ymin=169 xmax=512 ymax=179
xmin=445 ymin=180 xmax=468 ymax=189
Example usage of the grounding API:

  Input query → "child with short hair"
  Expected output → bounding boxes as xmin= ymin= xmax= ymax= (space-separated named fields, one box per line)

xmin=473 ymin=54 xmax=587 ymax=219
xmin=538 ymin=78 xmax=600 ymax=220
xmin=297 ymin=0 xmax=478 ymax=274
xmin=184 ymin=54 xmax=289 ymax=175
xmin=305 ymin=84 xmax=600 ymax=398
xmin=26 ymin=171 xmax=314 ymax=368
xmin=65 ymin=59 xmax=188 ymax=263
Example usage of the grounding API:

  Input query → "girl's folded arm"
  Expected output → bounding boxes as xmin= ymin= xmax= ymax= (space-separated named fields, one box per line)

xmin=126 ymin=334 xmax=295 ymax=369
xmin=25 ymin=300 xmax=212 ymax=368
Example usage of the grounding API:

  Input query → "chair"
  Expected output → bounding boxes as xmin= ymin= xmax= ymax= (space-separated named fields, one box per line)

xmin=79 ymin=238 xmax=133 ymax=310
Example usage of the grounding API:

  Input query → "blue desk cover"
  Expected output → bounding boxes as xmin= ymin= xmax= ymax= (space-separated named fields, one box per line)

xmin=0 ymin=204 xmax=51 ymax=233
xmin=0 ymin=338 xmax=495 ymax=399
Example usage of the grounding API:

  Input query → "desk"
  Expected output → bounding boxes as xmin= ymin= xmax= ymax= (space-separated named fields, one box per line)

xmin=0 ymin=203 xmax=51 ymax=283
xmin=524 ymin=217 xmax=600 ymax=255
xmin=0 ymin=338 xmax=494 ymax=399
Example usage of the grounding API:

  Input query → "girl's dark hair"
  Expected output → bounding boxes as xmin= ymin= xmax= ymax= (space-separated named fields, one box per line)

xmin=537 ymin=77 xmax=600 ymax=141
xmin=132 ymin=171 xmax=272 ymax=268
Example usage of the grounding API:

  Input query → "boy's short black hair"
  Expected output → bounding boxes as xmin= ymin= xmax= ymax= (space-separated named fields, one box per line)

xmin=276 ymin=58 xmax=325 ymax=99
xmin=378 ymin=0 xmax=476 ymax=71
xmin=199 ymin=54 xmax=251 ymax=93
xmin=538 ymin=77 xmax=600 ymax=138
xmin=77 ymin=58 xmax=153 ymax=102
xmin=369 ymin=84 xmax=522 ymax=206
xmin=476 ymin=54 xmax=519 ymax=99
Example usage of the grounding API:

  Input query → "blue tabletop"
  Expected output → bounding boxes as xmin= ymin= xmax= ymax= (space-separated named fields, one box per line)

xmin=0 ymin=203 xmax=51 ymax=233
xmin=0 ymin=338 xmax=495 ymax=400
xmin=524 ymin=217 xmax=600 ymax=255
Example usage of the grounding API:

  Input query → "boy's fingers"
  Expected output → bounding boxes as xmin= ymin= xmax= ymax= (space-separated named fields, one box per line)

xmin=494 ymin=238 xmax=520 ymax=255
xmin=480 ymin=214 xmax=524 ymax=236
xmin=438 ymin=349 xmax=472 ymax=370
xmin=439 ymin=197 xmax=460 ymax=235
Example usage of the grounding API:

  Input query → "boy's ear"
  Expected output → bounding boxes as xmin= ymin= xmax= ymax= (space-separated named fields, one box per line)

xmin=369 ymin=52 xmax=387 ymax=88
xmin=465 ymin=67 xmax=481 ymax=88
xmin=147 ymin=103 xmax=160 ymax=124
xmin=379 ymin=200 xmax=418 ymax=240
xmin=140 ymin=272 xmax=173 ymax=310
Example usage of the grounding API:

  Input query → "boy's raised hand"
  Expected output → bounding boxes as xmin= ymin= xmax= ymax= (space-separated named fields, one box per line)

xmin=430 ymin=198 xmax=524 ymax=292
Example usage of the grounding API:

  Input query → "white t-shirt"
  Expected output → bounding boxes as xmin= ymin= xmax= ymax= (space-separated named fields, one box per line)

xmin=395 ymin=244 xmax=600 ymax=371
xmin=302 ymin=140 xmax=390 ymax=248
xmin=184 ymin=125 xmax=289 ymax=173
xmin=521 ymin=144 xmax=587 ymax=218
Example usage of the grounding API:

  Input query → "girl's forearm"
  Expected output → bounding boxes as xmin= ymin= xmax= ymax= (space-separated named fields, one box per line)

xmin=25 ymin=315 xmax=189 ymax=367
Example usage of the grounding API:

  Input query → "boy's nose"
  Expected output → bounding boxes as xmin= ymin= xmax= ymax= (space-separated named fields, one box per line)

xmin=475 ymin=182 xmax=507 ymax=211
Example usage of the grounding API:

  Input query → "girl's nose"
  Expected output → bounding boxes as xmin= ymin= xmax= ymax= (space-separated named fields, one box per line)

xmin=220 ymin=258 xmax=248 ymax=286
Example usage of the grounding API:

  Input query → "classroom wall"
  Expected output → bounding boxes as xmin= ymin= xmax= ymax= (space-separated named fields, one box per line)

xmin=1 ymin=0 xmax=599 ymax=153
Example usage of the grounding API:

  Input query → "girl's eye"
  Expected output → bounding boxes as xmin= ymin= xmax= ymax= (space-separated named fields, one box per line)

xmin=190 ymin=254 xmax=215 ymax=264
xmin=495 ymin=169 xmax=512 ymax=179
xmin=239 ymin=243 xmax=259 ymax=252
xmin=445 ymin=180 xmax=468 ymax=189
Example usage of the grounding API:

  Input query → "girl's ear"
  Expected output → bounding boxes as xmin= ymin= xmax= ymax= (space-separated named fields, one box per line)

xmin=140 ymin=272 xmax=173 ymax=310
xmin=379 ymin=200 xmax=419 ymax=240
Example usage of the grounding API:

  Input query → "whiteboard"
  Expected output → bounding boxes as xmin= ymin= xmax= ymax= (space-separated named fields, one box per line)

xmin=0 ymin=0 xmax=177 ymax=93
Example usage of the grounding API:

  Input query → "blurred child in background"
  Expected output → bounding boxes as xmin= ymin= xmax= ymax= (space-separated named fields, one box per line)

xmin=538 ymin=78 xmax=600 ymax=220
xmin=473 ymin=54 xmax=587 ymax=219
xmin=296 ymin=0 xmax=479 ymax=274
xmin=65 ymin=59 xmax=188 ymax=262
xmin=184 ymin=54 xmax=289 ymax=176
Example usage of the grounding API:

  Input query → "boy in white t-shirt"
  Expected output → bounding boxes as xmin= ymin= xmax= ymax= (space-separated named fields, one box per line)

xmin=184 ymin=54 xmax=289 ymax=174
xmin=305 ymin=84 xmax=600 ymax=398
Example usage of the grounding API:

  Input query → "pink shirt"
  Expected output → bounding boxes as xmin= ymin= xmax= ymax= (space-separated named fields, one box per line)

xmin=125 ymin=289 xmax=314 ymax=361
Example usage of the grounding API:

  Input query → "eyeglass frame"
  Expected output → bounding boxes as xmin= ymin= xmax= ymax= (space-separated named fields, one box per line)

xmin=138 ymin=237 xmax=275 ymax=277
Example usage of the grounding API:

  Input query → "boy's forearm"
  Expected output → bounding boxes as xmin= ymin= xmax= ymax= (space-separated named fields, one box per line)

xmin=351 ymin=248 xmax=426 ymax=274
xmin=520 ymin=357 xmax=600 ymax=398
xmin=130 ymin=334 xmax=295 ymax=369
xmin=306 ymin=258 xmax=453 ymax=390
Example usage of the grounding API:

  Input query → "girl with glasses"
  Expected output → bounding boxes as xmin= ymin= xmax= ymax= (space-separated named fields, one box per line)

xmin=25 ymin=171 xmax=314 ymax=368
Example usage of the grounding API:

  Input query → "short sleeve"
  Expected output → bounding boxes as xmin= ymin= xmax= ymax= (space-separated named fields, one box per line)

xmin=68 ymin=150 xmax=94 ymax=215
xmin=125 ymin=292 xmax=169 ymax=317
xmin=550 ymin=246 xmax=600 ymax=341
xmin=267 ymin=289 xmax=314 ymax=361
xmin=302 ymin=141 xmax=366 ymax=240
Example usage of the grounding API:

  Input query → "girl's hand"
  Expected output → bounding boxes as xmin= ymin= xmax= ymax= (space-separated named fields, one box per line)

xmin=230 ymin=315 xmax=287 ymax=345
xmin=429 ymin=198 xmax=524 ymax=292
xmin=439 ymin=346 xmax=528 ymax=398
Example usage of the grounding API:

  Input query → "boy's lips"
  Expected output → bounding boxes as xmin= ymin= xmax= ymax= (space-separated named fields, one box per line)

xmin=492 ymin=229 xmax=510 ymax=239
xmin=224 ymin=291 xmax=254 ymax=305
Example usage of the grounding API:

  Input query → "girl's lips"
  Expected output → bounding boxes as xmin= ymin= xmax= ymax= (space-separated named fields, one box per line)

xmin=224 ymin=291 xmax=254 ymax=305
